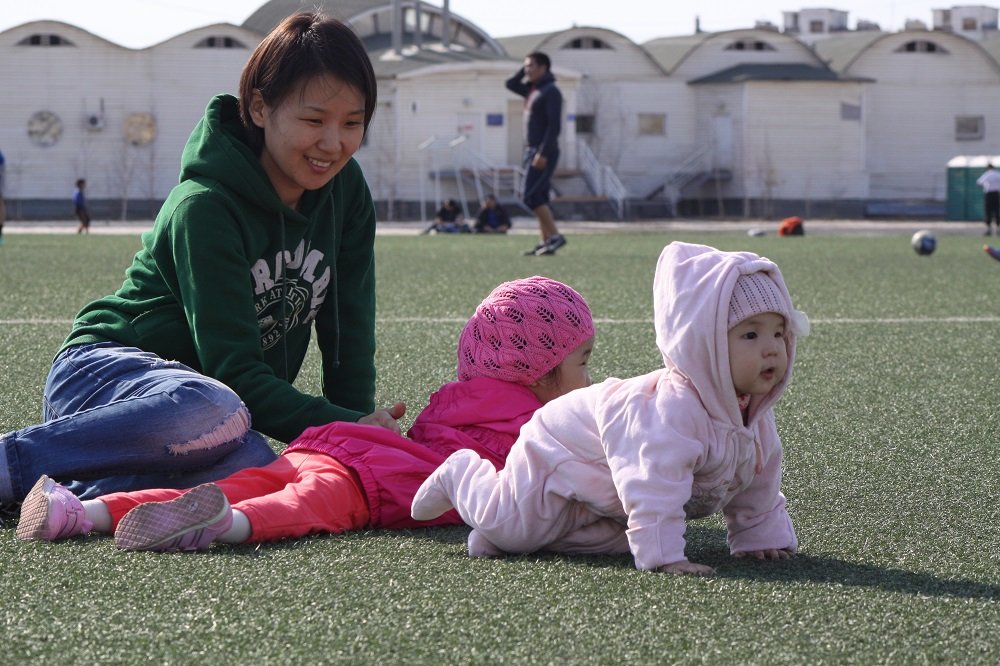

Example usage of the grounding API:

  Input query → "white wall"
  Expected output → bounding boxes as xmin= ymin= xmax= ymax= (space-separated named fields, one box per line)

xmin=0 ymin=21 xmax=258 ymax=208
xmin=742 ymin=81 xmax=868 ymax=200
xmin=8 ymin=18 xmax=1000 ymax=216
xmin=845 ymin=31 xmax=1000 ymax=199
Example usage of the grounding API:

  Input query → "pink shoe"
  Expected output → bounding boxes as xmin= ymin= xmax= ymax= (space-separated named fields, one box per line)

xmin=985 ymin=245 xmax=1000 ymax=262
xmin=114 ymin=483 xmax=232 ymax=552
xmin=16 ymin=475 xmax=93 ymax=541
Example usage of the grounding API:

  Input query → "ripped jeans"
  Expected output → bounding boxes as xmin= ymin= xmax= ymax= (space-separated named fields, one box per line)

xmin=0 ymin=342 xmax=278 ymax=504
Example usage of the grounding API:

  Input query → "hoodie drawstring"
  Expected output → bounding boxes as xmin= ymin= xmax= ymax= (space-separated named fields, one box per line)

xmin=279 ymin=213 xmax=289 ymax=381
xmin=754 ymin=436 xmax=764 ymax=475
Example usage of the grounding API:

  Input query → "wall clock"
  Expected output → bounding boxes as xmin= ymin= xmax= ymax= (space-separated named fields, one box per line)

xmin=124 ymin=112 xmax=157 ymax=146
xmin=27 ymin=110 xmax=63 ymax=147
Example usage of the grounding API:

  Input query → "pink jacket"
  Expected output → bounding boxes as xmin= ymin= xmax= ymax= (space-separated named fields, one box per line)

xmin=285 ymin=376 xmax=541 ymax=528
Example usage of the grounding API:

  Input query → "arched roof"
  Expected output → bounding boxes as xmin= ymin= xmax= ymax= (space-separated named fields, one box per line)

xmin=367 ymin=43 xmax=511 ymax=78
xmin=496 ymin=26 xmax=668 ymax=76
xmin=643 ymin=29 xmax=823 ymax=75
xmin=0 ymin=19 xmax=129 ymax=51
xmin=813 ymin=29 xmax=1000 ymax=76
xmin=495 ymin=32 xmax=552 ymax=60
xmin=242 ymin=0 xmax=504 ymax=55
xmin=810 ymin=31 xmax=896 ymax=72
xmin=243 ymin=0 xmax=382 ymax=30
xmin=642 ymin=33 xmax=713 ymax=73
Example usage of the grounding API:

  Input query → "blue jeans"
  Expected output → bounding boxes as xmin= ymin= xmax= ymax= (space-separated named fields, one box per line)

xmin=0 ymin=342 xmax=277 ymax=503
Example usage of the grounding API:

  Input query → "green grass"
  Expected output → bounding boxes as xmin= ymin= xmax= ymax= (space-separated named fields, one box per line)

xmin=1 ymin=230 xmax=997 ymax=664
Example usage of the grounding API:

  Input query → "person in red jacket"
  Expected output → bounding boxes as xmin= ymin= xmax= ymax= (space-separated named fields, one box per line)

xmin=18 ymin=277 xmax=596 ymax=551
xmin=777 ymin=216 xmax=804 ymax=236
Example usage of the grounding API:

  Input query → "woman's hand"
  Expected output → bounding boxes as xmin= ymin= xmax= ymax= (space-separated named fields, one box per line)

xmin=357 ymin=401 xmax=406 ymax=434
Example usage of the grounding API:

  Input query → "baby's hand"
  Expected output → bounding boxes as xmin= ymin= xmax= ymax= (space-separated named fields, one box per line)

xmin=357 ymin=402 xmax=406 ymax=434
xmin=733 ymin=548 xmax=795 ymax=561
xmin=655 ymin=560 xmax=715 ymax=576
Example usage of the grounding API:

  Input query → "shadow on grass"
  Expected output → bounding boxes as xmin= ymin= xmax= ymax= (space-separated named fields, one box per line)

xmin=8 ymin=521 xmax=993 ymax=602
xmin=717 ymin=553 xmax=999 ymax=601
xmin=404 ymin=523 xmax=1000 ymax=601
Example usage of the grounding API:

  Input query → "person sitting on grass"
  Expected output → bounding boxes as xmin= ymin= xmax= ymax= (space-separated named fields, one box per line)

xmin=421 ymin=199 xmax=470 ymax=234
xmin=411 ymin=242 xmax=809 ymax=575
xmin=17 ymin=277 xmax=596 ymax=552
xmin=0 ymin=13 xmax=403 ymax=513
xmin=473 ymin=194 xmax=511 ymax=234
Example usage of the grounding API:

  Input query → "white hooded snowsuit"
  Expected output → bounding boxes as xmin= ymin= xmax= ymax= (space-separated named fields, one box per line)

xmin=411 ymin=242 xmax=803 ymax=570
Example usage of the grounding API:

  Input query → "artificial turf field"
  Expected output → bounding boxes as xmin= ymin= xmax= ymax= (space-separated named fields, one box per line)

xmin=0 ymin=228 xmax=997 ymax=664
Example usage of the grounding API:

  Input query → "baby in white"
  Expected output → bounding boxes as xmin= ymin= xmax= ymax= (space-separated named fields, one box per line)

xmin=412 ymin=242 xmax=809 ymax=574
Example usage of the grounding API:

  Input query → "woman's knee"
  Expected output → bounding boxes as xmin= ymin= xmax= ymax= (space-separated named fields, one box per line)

xmin=165 ymin=379 xmax=251 ymax=458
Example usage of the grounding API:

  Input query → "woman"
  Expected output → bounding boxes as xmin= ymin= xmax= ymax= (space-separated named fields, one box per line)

xmin=0 ymin=12 xmax=401 ymax=507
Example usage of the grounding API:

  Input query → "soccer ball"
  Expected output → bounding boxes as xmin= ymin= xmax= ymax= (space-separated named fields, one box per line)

xmin=911 ymin=230 xmax=936 ymax=256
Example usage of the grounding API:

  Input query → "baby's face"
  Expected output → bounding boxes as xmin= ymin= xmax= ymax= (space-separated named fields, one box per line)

xmin=530 ymin=335 xmax=595 ymax=404
xmin=727 ymin=313 xmax=788 ymax=397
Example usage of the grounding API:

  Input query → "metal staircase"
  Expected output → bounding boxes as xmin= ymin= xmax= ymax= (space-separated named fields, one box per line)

xmin=648 ymin=146 xmax=732 ymax=216
xmin=420 ymin=135 xmax=629 ymax=220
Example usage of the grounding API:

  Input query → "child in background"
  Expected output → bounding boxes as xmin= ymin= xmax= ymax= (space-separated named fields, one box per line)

xmin=412 ymin=242 xmax=809 ymax=575
xmin=18 ymin=276 xmax=595 ymax=551
xmin=73 ymin=178 xmax=90 ymax=234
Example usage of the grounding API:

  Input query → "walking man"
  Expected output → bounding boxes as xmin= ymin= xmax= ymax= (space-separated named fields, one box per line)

xmin=506 ymin=52 xmax=566 ymax=256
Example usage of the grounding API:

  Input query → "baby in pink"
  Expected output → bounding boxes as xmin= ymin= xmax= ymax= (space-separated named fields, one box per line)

xmin=412 ymin=242 xmax=810 ymax=574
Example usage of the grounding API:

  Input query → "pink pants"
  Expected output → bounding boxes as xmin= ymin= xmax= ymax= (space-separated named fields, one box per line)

xmin=99 ymin=451 xmax=369 ymax=542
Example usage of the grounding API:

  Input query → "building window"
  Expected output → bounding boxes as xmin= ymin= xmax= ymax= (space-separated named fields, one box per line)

xmin=638 ymin=113 xmax=666 ymax=136
xmin=956 ymin=115 xmax=984 ymax=140
xmin=962 ymin=17 xmax=978 ymax=30
xmin=17 ymin=34 xmax=75 ymax=46
xmin=809 ymin=20 xmax=825 ymax=33
xmin=840 ymin=103 xmax=862 ymax=121
xmin=575 ymin=114 xmax=596 ymax=134
xmin=725 ymin=39 xmax=776 ymax=51
xmin=194 ymin=36 xmax=247 ymax=48
xmin=563 ymin=36 xmax=613 ymax=50
xmin=896 ymin=40 xmax=948 ymax=53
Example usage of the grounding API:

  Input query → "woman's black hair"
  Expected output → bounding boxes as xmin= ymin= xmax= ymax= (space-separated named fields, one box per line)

xmin=238 ymin=12 xmax=377 ymax=152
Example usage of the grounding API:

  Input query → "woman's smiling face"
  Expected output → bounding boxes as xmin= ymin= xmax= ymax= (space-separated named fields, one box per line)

xmin=251 ymin=73 xmax=366 ymax=209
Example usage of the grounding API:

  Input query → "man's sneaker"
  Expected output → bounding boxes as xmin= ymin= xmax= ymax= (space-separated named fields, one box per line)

xmin=985 ymin=245 xmax=1000 ymax=262
xmin=523 ymin=241 xmax=547 ymax=256
xmin=114 ymin=483 xmax=232 ymax=552
xmin=16 ymin=475 xmax=93 ymax=541
xmin=535 ymin=234 xmax=567 ymax=256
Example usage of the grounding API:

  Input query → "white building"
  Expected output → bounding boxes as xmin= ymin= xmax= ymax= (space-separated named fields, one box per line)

xmin=782 ymin=7 xmax=851 ymax=43
xmin=932 ymin=5 xmax=1000 ymax=40
xmin=3 ymin=1 xmax=1000 ymax=220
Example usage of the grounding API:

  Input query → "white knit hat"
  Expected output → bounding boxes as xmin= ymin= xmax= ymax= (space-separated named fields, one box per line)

xmin=728 ymin=272 xmax=790 ymax=330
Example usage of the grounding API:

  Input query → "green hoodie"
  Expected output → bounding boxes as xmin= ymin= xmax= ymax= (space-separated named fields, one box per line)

xmin=64 ymin=94 xmax=377 ymax=443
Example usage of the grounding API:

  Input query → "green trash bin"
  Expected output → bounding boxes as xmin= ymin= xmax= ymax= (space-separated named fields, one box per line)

xmin=947 ymin=155 xmax=1000 ymax=221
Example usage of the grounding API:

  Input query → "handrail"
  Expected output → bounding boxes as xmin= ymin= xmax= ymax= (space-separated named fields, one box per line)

xmin=661 ymin=145 xmax=712 ymax=215
xmin=577 ymin=139 xmax=628 ymax=219
xmin=417 ymin=135 xmax=440 ymax=224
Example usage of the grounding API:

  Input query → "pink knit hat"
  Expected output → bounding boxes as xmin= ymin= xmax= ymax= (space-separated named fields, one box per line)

xmin=728 ymin=271 xmax=790 ymax=330
xmin=457 ymin=276 xmax=595 ymax=385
